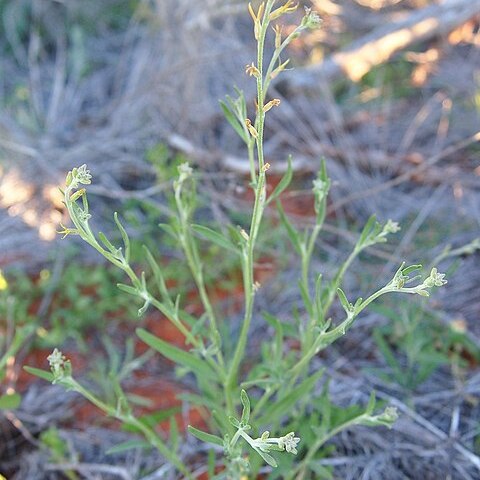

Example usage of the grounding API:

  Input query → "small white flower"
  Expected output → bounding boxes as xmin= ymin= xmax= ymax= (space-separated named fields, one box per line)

xmin=380 ymin=406 xmax=398 ymax=423
xmin=301 ymin=7 xmax=322 ymax=29
xmin=278 ymin=432 xmax=300 ymax=455
xmin=383 ymin=220 xmax=400 ymax=234
xmin=47 ymin=348 xmax=66 ymax=377
xmin=76 ymin=164 xmax=92 ymax=185
xmin=423 ymin=267 xmax=447 ymax=288
xmin=67 ymin=164 xmax=92 ymax=190
xmin=77 ymin=210 xmax=92 ymax=222
xmin=312 ymin=178 xmax=326 ymax=194
xmin=178 ymin=162 xmax=193 ymax=181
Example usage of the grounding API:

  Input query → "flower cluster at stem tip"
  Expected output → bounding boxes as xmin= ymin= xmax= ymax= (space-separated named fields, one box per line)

xmin=47 ymin=348 xmax=71 ymax=382
xmin=253 ymin=431 xmax=301 ymax=455
xmin=65 ymin=164 xmax=92 ymax=190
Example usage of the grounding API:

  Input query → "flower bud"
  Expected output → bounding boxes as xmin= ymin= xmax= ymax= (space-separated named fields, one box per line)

xmin=264 ymin=98 xmax=281 ymax=112
xmin=245 ymin=119 xmax=258 ymax=138
xmin=245 ymin=62 xmax=261 ymax=78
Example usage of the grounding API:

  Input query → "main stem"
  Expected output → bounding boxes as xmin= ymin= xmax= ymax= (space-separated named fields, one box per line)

xmin=224 ymin=1 xmax=274 ymax=414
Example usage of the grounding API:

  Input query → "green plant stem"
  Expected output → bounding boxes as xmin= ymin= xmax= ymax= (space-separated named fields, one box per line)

xmin=251 ymin=386 xmax=275 ymax=421
xmin=288 ymin=286 xmax=391 ymax=384
xmin=291 ymin=414 xmax=371 ymax=480
xmin=248 ymin=140 xmax=256 ymax=185
xmin=66 ymin=378 xmax=190 ymax=477
xmin=289 ymin=242 xmax=359 ymax=388
xmin=224 ymin=1 xmax=274 ymax=414
xmin=148 ymin=296 xmax=225 ymax=381
xmin=225 ymin=171 xmax=266 ymax=410
xmin=175 ymin=186 xmax=225 ymax=371
xmin=65 ymin=192 xmax=225 ymax=381
xmin=301 ymin=224 xmax=322 ymax=334
xmin=263 ymin=25 xmax=304 ymax=93
xmin=323 ymin=247 xmax=359 ymax=315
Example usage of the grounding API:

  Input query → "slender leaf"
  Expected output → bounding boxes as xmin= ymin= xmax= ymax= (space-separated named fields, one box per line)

xmin=123 ymin=407 xmax=180 ymax=433
xmin=253 ymin=447 xmax=277 ymax=467
xmin=267 ymin=155 xmax=293 ymax=205
xmin=403 ymin=264 xmax=423 ymax=275
xmin=98 ymin=232 xmax=119 ymax=255
xmin=114 ymin=212 xmax=131 ymax=263
xmin=23 ymin=366 xmax=54 ymax=382
xmin=358 ymin=214 xmax=376 ymax=246
xmin=178 ymin=392 xmax=218 ymax=410
xmin=106 ymin=439 xmax=151 ymax=455
xmin=192 ymin=225 xmax=238 ymax=253
xmin=257 ymin=370 xmax=324 ymax=425
xmin=337 ymin=288 xmax=351 ymax=314
xmin=158 ymin=223 xmax=177 ymax=240
xmin=299 ymin=280 xmax=313 ymax=318
xmin=188 ymin=425 xmax=224 ymax=447
xmin=117 ymin=283 xmax=139 ymax=297
xmin=143 ymin=246 xmax=171 ymax=303
xmin=373 ymin=330 xmax=401 ymax=374
xmin=276 ymin=200 xmax=302 ymax=255
xmin=220 ymin=100 xmax=247 ymax=142
xmin=229 ymin=416 xmax=240 ymax=428
xmin=170 ymin=416 xmax=179 ymax=452
xmin=240 ymin=390 xmax=250 ymax=425
xmin=136 ymin=329 xmax=215 ymax=379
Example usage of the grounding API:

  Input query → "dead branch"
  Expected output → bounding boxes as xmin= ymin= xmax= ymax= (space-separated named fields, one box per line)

xmin=282 ymin=0 xmax=480 ymax=88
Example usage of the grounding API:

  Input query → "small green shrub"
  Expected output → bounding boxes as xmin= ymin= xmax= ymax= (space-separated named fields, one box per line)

xmin=26 ymin=2 xmax=447 ymax=478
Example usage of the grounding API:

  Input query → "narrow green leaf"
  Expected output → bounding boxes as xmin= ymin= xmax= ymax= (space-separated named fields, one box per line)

xmin=188 ymin=425 xmax=224 ymax=447
xmin=0 ymin=392 xmax=21 ymax=410
xmin=220 ymin=101 xmax=247 ymax=142
xmin=402 ymin=264 xmax=423 ymax=275
xmin=337 ymin=288 xmax=351 ymax=314
xmin=233 ymin=87 xmax=247 ymax=119
xmin=272 ymin=315 xmax=284 ymax=362
xmin=240 ymin=390 xmax=250 ymax=425
xmin=229 ymin=416 xmax=240 ymax=428
xmin=143 ymin=246 xmax=171 ymax=303
xmin=23 ymin=366 xmax=54 ymax=382
xmin=106 ymin=439 xmax=151 ymax=455
xmin=267 ymin=155 xmax=293 ymax=205
xmin=257 ymin=370 xmax=324 ymax=425
xmin=136 ymin=329 xmax=215 ymax=379
xmin=253 ymin=447 xmax=277 ymax=467
xmin=170 ymin=416 xmax=179 ymax=452
xmin=192 ymin=225 xmax=238 ymax=253
xmin=276 ymin=200 xmax=302 ymax=255
xmin=117 ymin=283 xmax=139 ymax=297
xmin=177 ymin=392 xmax=218 ymax=410
xmin=212 ymin=409 xmax=231 ymax=432
xmin=263 ymin=312 xmax=296 ymax=338
xmin=138 ymin=299 xmax=150 ymax=316
xmin=299 ymin=279 xmax=313 ymax=318
xmin=314 ymin=274 xmax=324 ymax=319
xmin=358 ymin=214 xmax=376 ymax=246
xmin=319 ymin=380 xmax=331 ymax=430
xmin=373 ymin=330 xmax=401 ymax=374
xmin=98 ymin=232 xmax=118 ymax=255
xmin=208 ymin=449 xmax=216 ymax=478
xmin=158 ymin=223 xmax=178 ymax=240
xmin=366 ymin=391 xmax=376 ymax=414
xmin=310 ymin=462 xmax=334 ymax=479
xmin=114 ymin=212 xmax=131 ymax=263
